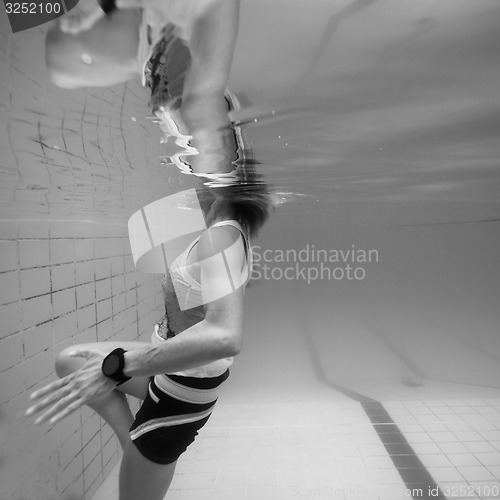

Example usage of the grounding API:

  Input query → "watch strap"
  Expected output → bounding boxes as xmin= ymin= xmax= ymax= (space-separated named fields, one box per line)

xmin=102 ymin=348 xmax=131 ymax=385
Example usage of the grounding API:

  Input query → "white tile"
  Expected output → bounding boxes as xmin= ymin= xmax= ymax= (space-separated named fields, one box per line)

xmin=276 ymin=470 xmax=308 ymax=488
xmin=466 ymin=442 xmax=498 ymax=454
xmin=180 ymin=472 xmax=216 ymax=490
xmin=437 ymin=442 xmax=469 ymax=454
xmin=245 ymin=487 xmax=278 ymax=500
xmin=432 ymin=467 xmax=465 ymax=481
xmin=476 ymin=453 xmax=500 ymax=466
xmin=188 ymin=459 xmax=220 ymax=474
xmin=447 ymin=454 xmax=482 ymax=467
xmin=216 ymin=472 xmax=247 ymax=489
xmin=212 ymin=489 xmax=245 ymax=500
xmin=458 ymin=466 xmax=495 ymax=481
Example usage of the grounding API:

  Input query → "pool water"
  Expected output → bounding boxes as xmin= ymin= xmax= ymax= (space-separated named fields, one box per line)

xmin=1 ymin=1 xmax=499 ymax=499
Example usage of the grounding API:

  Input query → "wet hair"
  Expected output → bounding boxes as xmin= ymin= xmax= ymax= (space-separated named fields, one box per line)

xmin=217 ymin=182 xmax=274 ymax=239
xmin=200 ymin=156 xmax=275 ymax=239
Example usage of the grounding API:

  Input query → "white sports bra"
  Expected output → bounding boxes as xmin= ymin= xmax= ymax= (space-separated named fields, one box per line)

xmin=170 ymin=220 xmax=251 ymax=311
xmin=158 ymin=220 xmax=252 ymax=378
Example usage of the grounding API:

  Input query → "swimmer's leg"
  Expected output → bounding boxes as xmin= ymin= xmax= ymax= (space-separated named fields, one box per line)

xmin=45 ymin=10 xmax=141 ymax=88
xmin=119 ymin=442 xmax=177 ymax=500
xmin=55 ymin=341 xmax=150 ymax=449
xmin=58 ymin=343 xmax=177 ymax=499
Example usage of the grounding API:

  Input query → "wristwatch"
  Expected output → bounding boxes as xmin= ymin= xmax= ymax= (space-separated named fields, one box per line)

xmin=101 ymin=348 xmax=131 ymax=385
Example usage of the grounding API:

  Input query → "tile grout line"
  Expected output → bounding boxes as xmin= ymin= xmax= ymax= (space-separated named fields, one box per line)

xmin=300 ymin=318 xmax=448 ymax=500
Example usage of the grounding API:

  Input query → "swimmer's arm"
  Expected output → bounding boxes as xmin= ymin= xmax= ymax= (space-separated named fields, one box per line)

xmin=181 ymin=0 xmax=240 ymax=132
xmin=123 ymin=226 xmax=245 ymax=376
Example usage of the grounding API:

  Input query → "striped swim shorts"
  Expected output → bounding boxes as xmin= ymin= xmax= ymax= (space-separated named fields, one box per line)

xmin=129 ymin=369 xmax=229 ymax=464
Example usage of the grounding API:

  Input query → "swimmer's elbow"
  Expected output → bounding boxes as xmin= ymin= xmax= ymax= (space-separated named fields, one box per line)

xmin=210 ymin=324 xmax=243 ymax=357
xmin=223 ymin=326 xmax=244 ymax=357
xmin=224 ymin=335 xmax=243 ymax=357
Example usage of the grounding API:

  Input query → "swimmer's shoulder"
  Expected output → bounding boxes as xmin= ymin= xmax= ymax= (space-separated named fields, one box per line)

xmin=197 ymin=223 xmax=243 ymax=260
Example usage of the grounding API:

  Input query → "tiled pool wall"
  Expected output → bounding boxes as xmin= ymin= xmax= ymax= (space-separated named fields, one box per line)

xmin=0 ymin=25 xmax=175 ymax=500
xmin=0 ymin=218 xmax=164 ymax=500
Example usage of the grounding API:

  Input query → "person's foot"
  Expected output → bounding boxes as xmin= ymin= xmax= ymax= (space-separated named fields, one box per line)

xmin=59 ymin=0 xmax=104 ymax=35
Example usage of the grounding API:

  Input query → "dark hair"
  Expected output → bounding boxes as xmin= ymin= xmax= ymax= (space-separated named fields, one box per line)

xmin=199 ymin=148 xmax=275 ymax=239
xmin=216 ymin=181 xmax=274 ymax=239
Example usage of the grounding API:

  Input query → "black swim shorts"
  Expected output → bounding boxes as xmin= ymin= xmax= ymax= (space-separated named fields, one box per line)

xmin=129 ymin=370 xmax=229 ymax=464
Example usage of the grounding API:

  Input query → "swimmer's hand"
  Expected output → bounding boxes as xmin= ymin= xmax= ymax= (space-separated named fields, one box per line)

xmin=25 ymin=348 xmax=116 ymax=425
xmin=59 ymin=0 xmax=104 ymax=35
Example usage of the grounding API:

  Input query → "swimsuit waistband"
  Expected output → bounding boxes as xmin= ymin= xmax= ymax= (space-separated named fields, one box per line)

xmin=151 ymin=325 xmax=233 ymax=379
xmin=153 ymin=370 xmax=228 ymax=405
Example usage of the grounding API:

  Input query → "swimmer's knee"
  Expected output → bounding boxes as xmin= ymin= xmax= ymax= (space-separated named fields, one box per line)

xmin=55 ymin=347 xmax=81 ymax=378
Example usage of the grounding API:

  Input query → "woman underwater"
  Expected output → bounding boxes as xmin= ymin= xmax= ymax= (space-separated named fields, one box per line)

xmin=28 ymin=3 xmax=274 ymax=498
xmin=26 ymin=171 xmax=272 ymax=500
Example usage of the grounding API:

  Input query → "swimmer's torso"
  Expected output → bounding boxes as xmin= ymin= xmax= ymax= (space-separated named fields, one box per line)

xmin=157 ymin=220 xmax=251 ymax=377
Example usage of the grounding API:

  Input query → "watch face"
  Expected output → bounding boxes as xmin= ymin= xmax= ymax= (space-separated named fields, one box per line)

xmin=103 ymin=355 xmax=120 ymax=376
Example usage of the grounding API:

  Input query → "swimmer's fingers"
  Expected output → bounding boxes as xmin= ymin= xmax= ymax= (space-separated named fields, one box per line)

xmin=26 ymin=375 xmax=94 ymax=424
xmin=33 ymin=391 xmax=82 ymax=425
xmin=46 ymin=400 xmax=83 ymax=424
xmin=27 ymin=375 xmax=71 ymax=402
xmin=25 ymin=380 xmax=72 ymax=419
xmin=26 ymin=356 xmax=113 ymax=424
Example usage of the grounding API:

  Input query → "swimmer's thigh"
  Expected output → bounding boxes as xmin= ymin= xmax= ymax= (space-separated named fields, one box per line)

xmin=119 ymin=440 xmax=176 ymax=500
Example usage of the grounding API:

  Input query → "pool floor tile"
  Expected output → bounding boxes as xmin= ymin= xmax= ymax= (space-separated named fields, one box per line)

xmin=89 ymin=399 xmax=500 ymax=500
